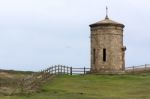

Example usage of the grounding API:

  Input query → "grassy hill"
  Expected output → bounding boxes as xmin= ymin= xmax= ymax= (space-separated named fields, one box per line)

xmin=0 ymin=70 xmax=34 ymax=95
xmin=1 ymin=73 xmax=150 ymax=99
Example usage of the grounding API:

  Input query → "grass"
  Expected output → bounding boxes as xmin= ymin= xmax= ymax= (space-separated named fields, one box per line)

xmin=0 ymin=70 xmax=32 ymax=95
xmin=1 ymin=73 xmax=150 ymax=99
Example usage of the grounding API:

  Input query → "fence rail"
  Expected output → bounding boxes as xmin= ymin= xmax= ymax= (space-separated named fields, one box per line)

xmin=125 ymin=64 xmax=150 ymax=72
xmin=17 ymin=65 xmax=90 ymax=93
xmin=42 ymin=65 xmax=90 ymax=75
xmin=6 ymin=64 xmax=150 ymax=94
xmin=41 ymin=64 xmax=150 ymax=75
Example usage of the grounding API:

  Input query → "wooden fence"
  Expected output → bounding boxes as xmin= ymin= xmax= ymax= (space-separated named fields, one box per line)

xmin=125 ymin=64 xmax=150 ymax=73
xmin=17 ymin=65 xmax=90 ymax=93
xmin=10 ymin=64 xmax=150 ymax=94
xmin=41 ymin=65 xmax=91 ymax=75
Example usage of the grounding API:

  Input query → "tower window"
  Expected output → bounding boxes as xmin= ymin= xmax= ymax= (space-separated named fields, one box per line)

xmin=103 ymin=48 xmax=106 ymax=62
xmin=93 ymin=49 xmax=96 ymax=64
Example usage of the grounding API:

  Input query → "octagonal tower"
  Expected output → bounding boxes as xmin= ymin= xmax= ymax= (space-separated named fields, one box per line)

xmin=90 ymin=14 xmax=126 ymax=73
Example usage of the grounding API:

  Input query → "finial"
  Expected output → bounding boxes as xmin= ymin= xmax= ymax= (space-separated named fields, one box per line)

xmin=105 ymin=6 xmax=109 ymax=19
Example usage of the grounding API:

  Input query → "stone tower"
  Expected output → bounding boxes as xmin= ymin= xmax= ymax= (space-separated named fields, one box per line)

xmin=90 ymin=13 xmax=126 ymax=73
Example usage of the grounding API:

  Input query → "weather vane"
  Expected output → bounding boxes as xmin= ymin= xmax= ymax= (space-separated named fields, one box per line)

xmin=106 ymin=6 xmax=108 ymax=19
xmin=105 ymin=0 xmax=109 ymax=19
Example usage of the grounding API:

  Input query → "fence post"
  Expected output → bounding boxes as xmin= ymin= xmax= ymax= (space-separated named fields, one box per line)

xmin=84 ymin=67 xmax=86 ymax=75
xmin=42 ymin=70 xmax=45 ymax=80
xmin=50 ymin=67 xmax=52 ymax=74
xmin=48 ymin=68 xmax=50 ymax=75
xmin=133 ymin=66 xmax=134 ymax=73
xmin=55 ymin=65 xmax=56 ymax=75
xmin=64 ymin=66 xmax=65 ymax=74
xmin=52 ymin=66 xmax=54 ymax=74
xmin=61 ymin=65 xmax=62 ymax=74
xmin=46 ymin=69 xmax=48 ymax=79
xmin=145 ymin=64 xmax=147 ymax=71
xmin=70 ymin=67 xmax=72 ymax=75
xmin=57 ymin=65 xmax=59 ymax=74
xmin=41 ymin=70 xmax=43 ymax=79
xmin=44 ymin=70 xmax=46 ymax=79
xmin=67 ymin=66 xmax=69 ymax=75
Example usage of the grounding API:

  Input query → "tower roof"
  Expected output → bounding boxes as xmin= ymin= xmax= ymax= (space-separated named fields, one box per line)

xmin=90 ymin=18 xmax=125 ymax=28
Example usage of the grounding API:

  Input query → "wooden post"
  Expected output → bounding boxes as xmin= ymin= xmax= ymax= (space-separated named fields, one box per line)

xmin=46 ymin=69 xmax=48 ymax=78
xmin=145 ymin=64 xmax=147 ymax=71
xmin=70 ymin=67 xmax=72 ymax=75
xmin=52 ymin=66 xmax=54 ymax=74
xmin=67 ymin=66 xmax=69 ymax=75
xmin=61 ymin=65 xmax=62 ymax=74
xmin=41 ymin=70 xmax=43 ymax=79
xmin=53 ymin=66 xmax=54 ymax=74
xmin=57 ymin=65 xmax=58 ymax=74
xmin=43 ymin=70 xmax=45 ymax=80
xmin=47 ymin=69 xmax=49 ymax=78
xmin=84 ymin=67 xmax=86 ymax=74
xmin=50 ymin=66 xmax=52 ymax=74
xmin=45 ymin=69 xmax=47 ymax=79
xmin=58 ymin=65 xmax=60 ymax=74
xmin=48 ymin=68 xmax=50 ymax=77
xmin=55 ymin=65 xmax=56 ymax=74
xmin=44 ymin=70 xmax=46 ymax=79
xmin=133 ymin=66 xmax=135 ymax=73
xmin=63 ymin=66 xmax=66 ymax=74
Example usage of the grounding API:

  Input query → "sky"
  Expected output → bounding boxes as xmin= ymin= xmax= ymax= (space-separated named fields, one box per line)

xmin=0 ymin=0 xmax=150 ymax=71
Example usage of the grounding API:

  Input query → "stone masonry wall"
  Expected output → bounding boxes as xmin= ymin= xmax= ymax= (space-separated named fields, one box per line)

xmin=91 ymin=25 xmax=124 ymax=72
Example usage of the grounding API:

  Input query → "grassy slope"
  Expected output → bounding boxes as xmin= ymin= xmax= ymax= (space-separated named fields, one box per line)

xmin=1 ymin=74 xmax=150 ymax=99
xmin=0 ymin=70 xmax=33 ymax=95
